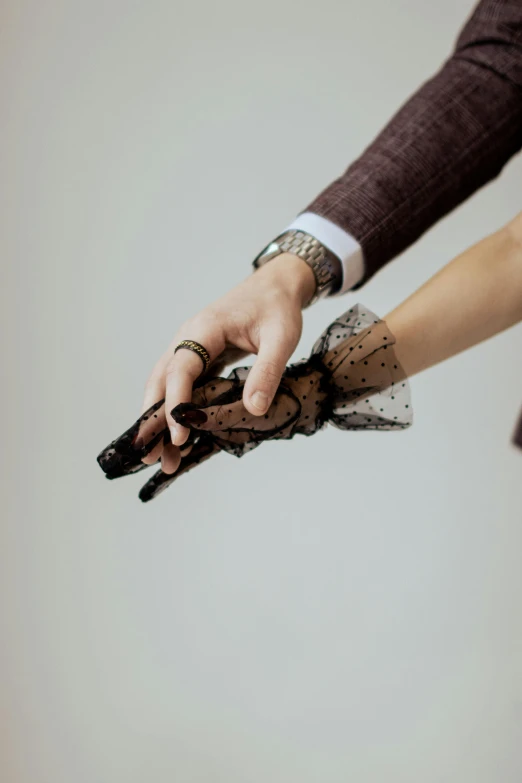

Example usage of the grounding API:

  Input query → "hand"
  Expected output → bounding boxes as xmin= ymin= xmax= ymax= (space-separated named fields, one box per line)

xmin=135 ymin=304 xmax=412 ymax=501
xmin=97 ymin=304 xmax=412 ymax=502
xmin=140 ymin=254 xmax=316 ymax=475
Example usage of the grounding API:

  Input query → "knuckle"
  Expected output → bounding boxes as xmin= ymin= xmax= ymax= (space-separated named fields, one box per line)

xmin=180 ymin=310 xmax=216 ymax=336
xmin=196 ymin=308 xmax=220 ymax=330
xmin=179 ymin=316 xmax=199 ymax=334
xmin=231 ymin=307 xmax=255 ymax=331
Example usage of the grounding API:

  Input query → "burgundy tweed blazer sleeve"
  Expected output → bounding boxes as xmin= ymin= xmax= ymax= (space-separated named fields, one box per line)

xmin=305 ymin=0 xmax=522 ymax=285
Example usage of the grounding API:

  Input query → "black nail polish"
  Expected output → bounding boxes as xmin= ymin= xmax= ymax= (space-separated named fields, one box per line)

xmin=180 ymin=409 xmax=207 ymax=425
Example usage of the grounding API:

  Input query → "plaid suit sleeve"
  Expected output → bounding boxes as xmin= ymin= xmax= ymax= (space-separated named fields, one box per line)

xmin=305 ymin=0 xmax=522 ymax=285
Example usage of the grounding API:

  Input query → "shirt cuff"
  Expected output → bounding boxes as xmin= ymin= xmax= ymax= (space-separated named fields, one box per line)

xmin=284 ymin=212 xmax=365 ymax=294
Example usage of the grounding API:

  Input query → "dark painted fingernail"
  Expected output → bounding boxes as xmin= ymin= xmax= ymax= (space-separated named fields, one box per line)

xmin=179 ymin=409 xmax=207 ymax=425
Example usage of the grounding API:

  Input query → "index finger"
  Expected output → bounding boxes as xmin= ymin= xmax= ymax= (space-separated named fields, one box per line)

xmin=165 ymin=331 xmax=225 ymax=446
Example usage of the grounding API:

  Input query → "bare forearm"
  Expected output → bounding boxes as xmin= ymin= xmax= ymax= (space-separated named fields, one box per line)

xmin=386 ymin=214 xmax=522 ymax=378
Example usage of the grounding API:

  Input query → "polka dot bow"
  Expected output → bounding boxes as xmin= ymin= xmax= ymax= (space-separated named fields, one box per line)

xmin=97 ymin=305 xmax=412 ymax=502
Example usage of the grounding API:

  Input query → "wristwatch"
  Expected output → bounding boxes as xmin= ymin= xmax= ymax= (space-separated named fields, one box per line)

xmin=253 ymin=229 xmax=342 ymax=306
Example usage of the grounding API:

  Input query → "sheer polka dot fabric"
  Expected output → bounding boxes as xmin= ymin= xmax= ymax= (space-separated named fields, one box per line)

xmin=97 ymin=305 xmax=412 ymax=502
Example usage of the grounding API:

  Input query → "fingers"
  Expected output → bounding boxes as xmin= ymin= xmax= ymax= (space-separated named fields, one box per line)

xmin=139 ymin=436 xmax=220 ymax=502
xmin=139 ymin=358 xmax=170 ymax=466
xmin=164 ymin=328 xmax=225 ymax=447
xmin=142 ymin=437 xmax=165 ymax=466
xmin=141 ymin=356 xmax=168 ymax=414
xmin=160 ymin=442 xmax=182 ymax=475
xmin=243 ymin=323 xmax=295 ymax=416
xmin=159 ymin=429 xmax=197 ymax=474
xmin=97 ymin=399 xmax=167 ymax=479
xmin=173 ymin=381 xmax=301 ymax=453
xmin=174 ymin=396 xmax=249 ymax=433
xmin=165 ymin=350 xmax=202 ymax=446
xmin=171 ymin=376 xmax=256 ymax=432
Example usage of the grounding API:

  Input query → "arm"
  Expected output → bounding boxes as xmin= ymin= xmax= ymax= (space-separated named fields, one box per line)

xmin=386 ymin=212 xmax=522 ymax=376
xmin=104 ymin=214 xmax=522 ymax=497
xmin=305 ymin=0 xmax=522 ymax=285
xmin=141 ymin=0 xmax=522 ymax=478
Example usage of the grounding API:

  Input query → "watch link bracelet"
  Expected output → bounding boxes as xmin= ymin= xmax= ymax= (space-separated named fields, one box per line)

xmin=253 ymin=229 xmax=342 ymax=306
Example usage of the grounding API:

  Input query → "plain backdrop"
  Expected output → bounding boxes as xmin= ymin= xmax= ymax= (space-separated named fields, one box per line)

xmin=2 ymin=1 xmax=522 ymax=781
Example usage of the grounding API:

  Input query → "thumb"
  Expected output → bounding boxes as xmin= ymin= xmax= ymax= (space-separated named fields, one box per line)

xmin=243 ymin=326 xmax=294 ymax=416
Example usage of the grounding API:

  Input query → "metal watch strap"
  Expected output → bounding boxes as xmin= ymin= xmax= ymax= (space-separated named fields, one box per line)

xmin=253 ymin=229 xmax=342 ymax=305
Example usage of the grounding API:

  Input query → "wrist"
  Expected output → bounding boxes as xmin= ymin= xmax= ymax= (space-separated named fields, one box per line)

xmin=257 ymin=252 xmax=316 ymax=308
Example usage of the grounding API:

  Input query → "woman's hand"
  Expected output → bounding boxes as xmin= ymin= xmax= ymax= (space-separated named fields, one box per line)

xmin=141 ymin=253 xmax=316 ymax=475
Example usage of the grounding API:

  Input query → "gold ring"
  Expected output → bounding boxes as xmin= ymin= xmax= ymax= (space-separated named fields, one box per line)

xmin=174 ymin=340 xmax=211 ymax=374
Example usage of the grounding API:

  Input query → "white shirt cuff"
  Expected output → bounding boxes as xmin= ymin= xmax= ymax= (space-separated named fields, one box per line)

xmin=284 ymin=212 xmax=364 ymax=294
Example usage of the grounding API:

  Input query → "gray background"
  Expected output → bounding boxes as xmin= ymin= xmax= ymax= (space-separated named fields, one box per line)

xmin=2 ymin=1 xmax=522 ymax=781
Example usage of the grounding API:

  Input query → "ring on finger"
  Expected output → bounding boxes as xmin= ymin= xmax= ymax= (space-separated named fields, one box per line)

xmin=174 ymin=340 xmax=211 ymax=374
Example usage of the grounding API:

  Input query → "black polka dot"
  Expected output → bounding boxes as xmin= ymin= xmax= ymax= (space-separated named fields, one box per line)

xmin=362 ymin=378 xmax=366 ymax=382
xmin=364 ymin=361 xmax=368 ymax=365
